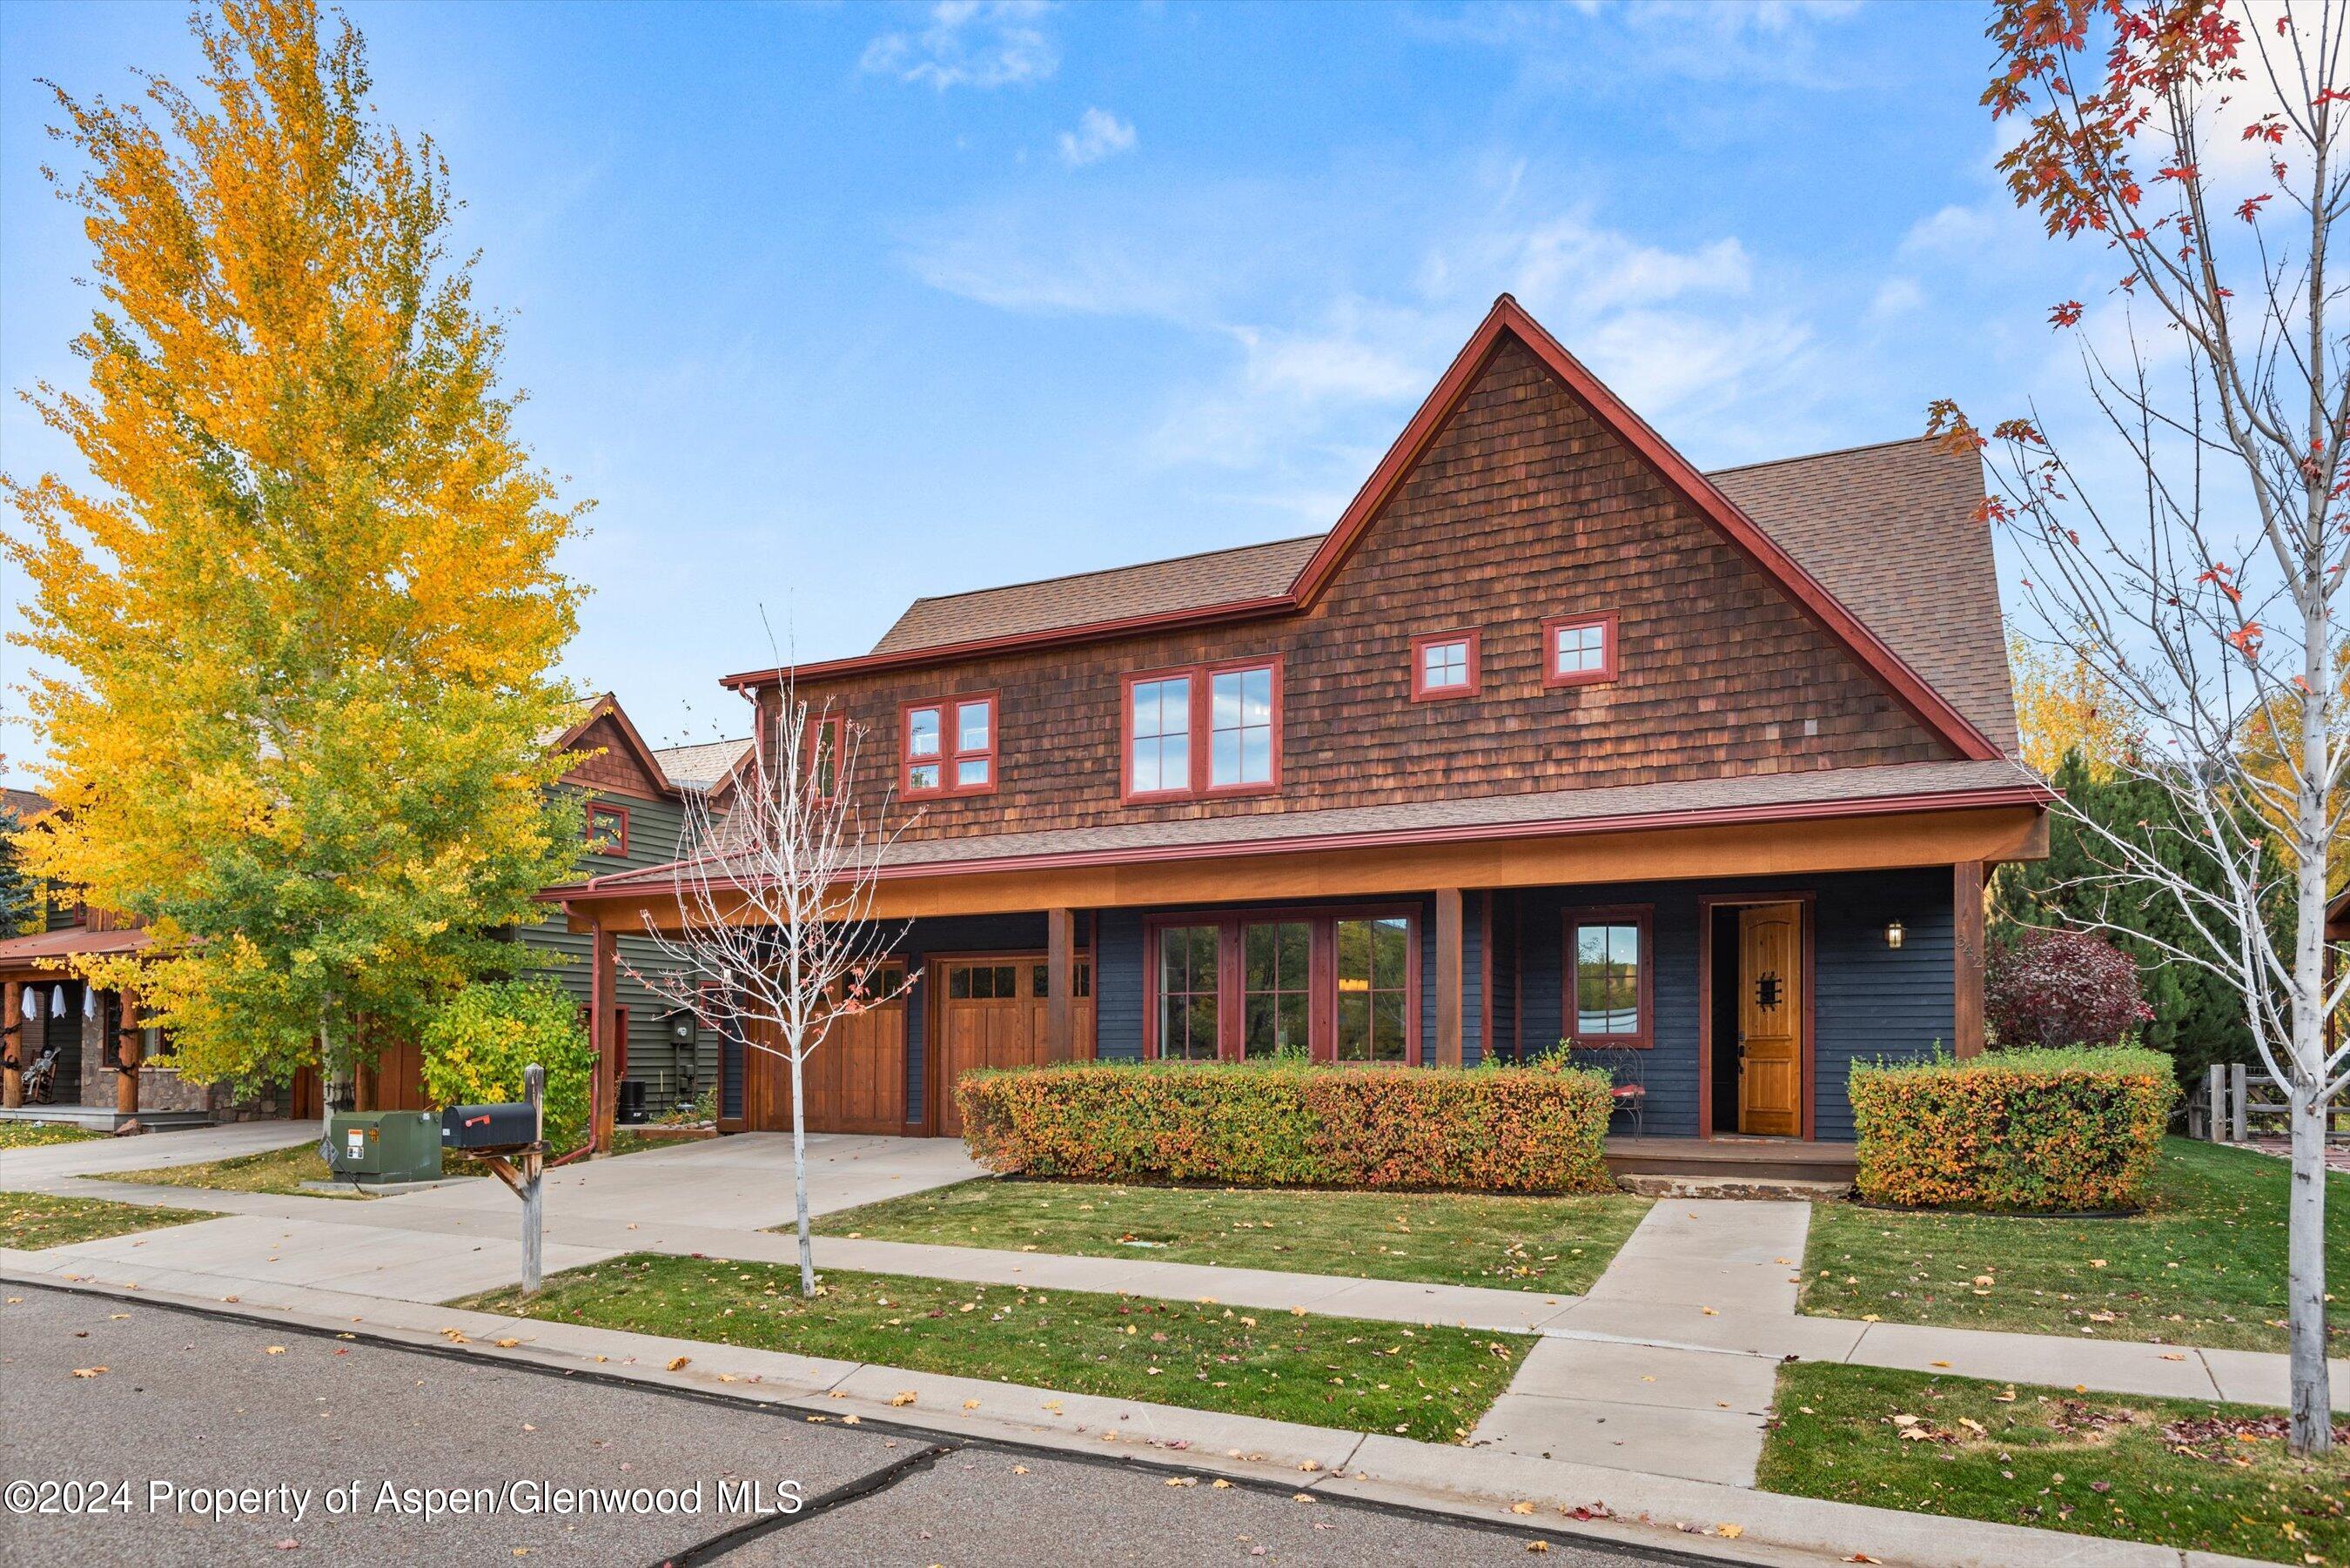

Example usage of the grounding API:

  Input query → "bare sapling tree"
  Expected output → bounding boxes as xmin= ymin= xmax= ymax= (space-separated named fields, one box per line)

xmin=629 ymin=686 xmax=917 ymax=1297
xmin=1935 ymin=0 xmax=2347 ymax=1453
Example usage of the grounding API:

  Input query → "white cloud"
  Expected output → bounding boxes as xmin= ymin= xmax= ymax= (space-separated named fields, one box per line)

xmin=1057 ymin=107 xmax=1136 ymax=167
xmin=1427 ymin=0 xmax=1867 ymax=91
xmin=1868 ymin=276 xmax=1924 ymax=321
xmin=862 ymin=2 xmax=1058 ymax=91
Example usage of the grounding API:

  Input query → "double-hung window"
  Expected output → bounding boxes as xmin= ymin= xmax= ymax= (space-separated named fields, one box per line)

xmin=1562 ymin=907 xmax=1652 ymax=1049
xmin=1122 ymin=658 xmax=1280 ymax=801
xmin=1146 ymin=906 xmax=1419 ymax=1063
xmin=902 ymin=694 xmax=997 ymax=798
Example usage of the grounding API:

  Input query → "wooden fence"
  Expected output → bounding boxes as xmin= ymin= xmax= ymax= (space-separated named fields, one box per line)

xmin=2187 ymin=1062 xmax=2350 ymax=1143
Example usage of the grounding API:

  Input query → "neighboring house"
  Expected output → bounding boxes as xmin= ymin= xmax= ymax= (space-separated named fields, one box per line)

xmin=366 ymin=693 xmax=718 ymax=1118
xmin=553 ymin=296 xmax=2054 ymax=1167
xmin=0 ymin=791 xmax=288 ymax=1129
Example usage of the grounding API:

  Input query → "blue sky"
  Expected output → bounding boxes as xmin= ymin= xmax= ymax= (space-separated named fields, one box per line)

xmin=0 ymin=0 xmax=2103 ymax=779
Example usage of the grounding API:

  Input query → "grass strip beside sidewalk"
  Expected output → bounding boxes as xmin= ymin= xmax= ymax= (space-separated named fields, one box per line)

xmin=1761 ymin=1361 xmax=2349 ymax=1565
xmin=1804 ymin=1139 xmax=2350 ymax=1353
xmin=0 ymin=1121 xmax=107 ymax=1149
xmin=2 ymin=1191 xmax=219 ymax=1249
xmin=814 ymin=1179 xmax=1649 ymax=1296
xmin=458 ymin=1253 xmax=1527 ymax=1444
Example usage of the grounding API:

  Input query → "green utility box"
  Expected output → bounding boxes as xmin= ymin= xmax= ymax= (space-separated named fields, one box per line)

xmin=323 ymin=1110 xmax=443 ymax=1184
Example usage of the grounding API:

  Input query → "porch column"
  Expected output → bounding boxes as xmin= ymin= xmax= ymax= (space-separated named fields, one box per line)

xmin=1044 ymin=907 xmax=1076 ymax=1063
xmin=588 ymin=915 xmax=616 ymax=1153
xmin=3 ymin=980 xmax=20 ymax=1108
xmin=115 ymin=988 xmax=142 ymax=1119
xmin=1953 ymin=861 xmax=1987 ymax=1060
xmin=1434 ymin=888 xmax=1465 ymax=1068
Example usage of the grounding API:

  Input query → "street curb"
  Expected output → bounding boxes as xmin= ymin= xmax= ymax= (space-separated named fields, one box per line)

xmin=0 ymin=1260 xmax=2266 ymax=1568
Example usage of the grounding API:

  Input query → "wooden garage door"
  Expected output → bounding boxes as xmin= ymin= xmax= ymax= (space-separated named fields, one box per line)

xmin=936 ymin=956 xmax=1091 ymax=1137
xmin=744 ymin=965 xmax=907 ymax=1134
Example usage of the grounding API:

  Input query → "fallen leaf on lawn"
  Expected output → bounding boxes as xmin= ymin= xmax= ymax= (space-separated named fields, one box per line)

xmin=2089 ymin=1259 xmax=2106 ymax=1269
xmin=666 ymin=1357 xmax=690 ymax=1371
xmin=70 ymin=1366 xmax=106 ymax=1377
xmin=1992 ymin=1387 xmax=2017 ymax=1403
xmin=1290 ymin=1306 xmax=1307 ymax=1317
xmin=1860 ymin=1314 xmax=1881 ymax=1323
xmin=890 ymin=1390 xmax=917 ymax=1407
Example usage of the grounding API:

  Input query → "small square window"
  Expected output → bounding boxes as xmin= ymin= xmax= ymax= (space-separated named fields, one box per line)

xmin=1409 ymin=629 xmax=1480 ymax=700
xmin=903 ymin=694 xmax=995 ymax=798
xmin=1543 ymin=614 xmax=1619 ymax=687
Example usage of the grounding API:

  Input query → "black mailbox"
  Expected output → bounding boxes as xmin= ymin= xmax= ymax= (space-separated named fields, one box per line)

xmin=441 ymin=1102 xmax=539 ymax=1151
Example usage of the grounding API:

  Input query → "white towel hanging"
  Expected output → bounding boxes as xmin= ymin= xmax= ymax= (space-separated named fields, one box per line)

xmin=50 ymin=984 xmax=67 ymax=1017
xmin=23 ymin=989 xmax=40 ymax=1021
xmin=84 ymin=987 xmax=97 ymax=1019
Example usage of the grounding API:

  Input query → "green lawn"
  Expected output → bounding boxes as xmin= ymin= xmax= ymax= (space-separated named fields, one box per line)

xmin=458 ymin=1253 xmax=1527 ymax=1443
xmin=0 ymin=1121 xmax=106 ymax=1149
xmin=813 ymin=1179 xmax=1651 ymax=1295
xmin=96 ymin=1139 xmax=486 ymax=1199
xmin=1761 ymin=1362 xmax=2349 ymax=1564
xmin=1804 ymin=1139 xmax=2348 ymax=1352
xmin=1 ymin=1191 xmax=218 ymax=1249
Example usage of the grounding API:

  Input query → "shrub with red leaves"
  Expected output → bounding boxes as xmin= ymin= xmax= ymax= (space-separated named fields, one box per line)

xmin=1985 ymin=928 xmax=2156 ymax=1050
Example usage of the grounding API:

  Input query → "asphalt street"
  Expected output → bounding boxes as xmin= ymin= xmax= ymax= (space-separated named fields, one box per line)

xmin=0 ymin=1283 xmax=1729 ymax=1567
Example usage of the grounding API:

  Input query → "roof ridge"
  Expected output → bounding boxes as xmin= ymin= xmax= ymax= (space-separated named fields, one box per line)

xmin=896 ymin=531 xmax=1329 ymax=611
xmin=1704 ymin=433 xmax=1943 ymax=478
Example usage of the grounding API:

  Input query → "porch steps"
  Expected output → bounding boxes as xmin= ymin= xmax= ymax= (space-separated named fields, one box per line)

xmin=0 ymin=1105 xmax=214 ymax=1134
xmin=1603 ymin=1136 xmax=1856 ymax=1197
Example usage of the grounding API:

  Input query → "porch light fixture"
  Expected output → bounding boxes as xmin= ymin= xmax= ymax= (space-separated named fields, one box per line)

xmin=1885 ymin=921 xmax=1905 ymax=950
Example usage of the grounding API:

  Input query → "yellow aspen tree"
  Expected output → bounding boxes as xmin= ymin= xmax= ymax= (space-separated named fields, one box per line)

xmin=2007 ymin=632 xmax=2136 ymax=780
xmin=3 ymin=0 xmax=587 ymax=1094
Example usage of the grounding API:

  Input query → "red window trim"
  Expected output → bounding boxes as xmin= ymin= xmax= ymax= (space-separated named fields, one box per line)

xmin=1541 ymin=613 xmax=1620 ymax=687
xmin=1141 ymin=901 xmax=1420 ymax=1065
xmin=1408 ymin=628 xmax=1482 ymax=701
xmin=584 ymin=801 xmax=630 ymax=856
xmin=804 ymin=713 xmax=846 ymax=803
xmin=1118 ymin=654 xmax=1284 ymax=804
xmin=1561 ymin=903 xmax=1655 ymax=1050
xmin=900 ymin=692 xmax=998 ymax=800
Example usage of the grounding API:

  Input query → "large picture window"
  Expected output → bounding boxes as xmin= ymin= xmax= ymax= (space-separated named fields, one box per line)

xmin=1121 ymin=658 xmax=1281 ymax=801
xmin=1145 ymin=905 xmax=1419 ymax=1063
xmin=1563 ymin=907 xmax=1653 ymax=1049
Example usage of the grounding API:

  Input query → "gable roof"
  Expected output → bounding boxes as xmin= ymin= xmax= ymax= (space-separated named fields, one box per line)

xmin=722 ymin=296 xmax=2004 ymax=763
xmin=547 ymin=693 xmax=680 ymax=799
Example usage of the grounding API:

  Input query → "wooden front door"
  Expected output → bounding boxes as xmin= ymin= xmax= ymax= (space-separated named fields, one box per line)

xmin=935 ymin=956 xmax=1092 ymax=1137
xmin=744 ymin=966 xmax=907 ymax=1134
xmin=1736 ymin=903 xmax=1804 ymax=1136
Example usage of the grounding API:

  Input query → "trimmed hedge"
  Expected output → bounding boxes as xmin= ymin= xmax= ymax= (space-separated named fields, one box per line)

xmin=956 ymin=1061 xmax=1618 ymax=1193
xmin=1848 ymin=1047 xmax=2178 ymax=1211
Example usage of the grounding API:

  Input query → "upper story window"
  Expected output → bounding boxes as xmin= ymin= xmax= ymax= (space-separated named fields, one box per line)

xmin=1543 ymin=613 xmax=1619 ymax=687
xmin=903 ymin=694 xmax=997 ymax=799
xmin=1409 ymin=629 xmax=1481 ymax=701
xmin=1564 ymin=907 xmax=1652 ymax=1049
xmin=805 ymin=714 xmax=844 ymax=802
xmin=1122 ymin=658 xmax=1281 ymax=802
xmin=585 ymin=801 xmax=629 ymax=856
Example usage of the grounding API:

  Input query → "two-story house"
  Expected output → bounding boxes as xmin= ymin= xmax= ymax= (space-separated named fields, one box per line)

xmin=552 ymin=297 xmax=2050 ymax=1176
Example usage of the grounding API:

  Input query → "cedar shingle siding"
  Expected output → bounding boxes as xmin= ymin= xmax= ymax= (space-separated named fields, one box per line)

xmin=763 ymin=338 xmax=1951 ymax=841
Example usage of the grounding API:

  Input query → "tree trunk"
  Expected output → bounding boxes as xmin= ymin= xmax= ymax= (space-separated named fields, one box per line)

xmin=318 ymin=1015 xmax=334 ymax=1141
xmin=789 ymin=1048 xmax=815 ymax=1298
xmin=2290 ymin=1073 xmax=2336 ymax=1455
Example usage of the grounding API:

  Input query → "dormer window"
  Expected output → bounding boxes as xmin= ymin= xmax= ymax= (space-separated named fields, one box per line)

xmin=1409 ymin=629 xmax=1481 ymax=700
xmin=903 ymin=694 xmax=997 ymax=799
xmin=1543 ymin=613 xmax=1619 ymax=687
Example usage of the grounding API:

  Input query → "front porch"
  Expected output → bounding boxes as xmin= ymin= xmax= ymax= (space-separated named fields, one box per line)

xmin=1604 ymin=1134 xmax=1858 ymax=1195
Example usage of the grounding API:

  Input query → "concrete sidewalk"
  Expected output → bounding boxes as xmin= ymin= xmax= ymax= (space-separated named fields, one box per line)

xmin=0 ymin=1264 xmax=2270 ymax=1568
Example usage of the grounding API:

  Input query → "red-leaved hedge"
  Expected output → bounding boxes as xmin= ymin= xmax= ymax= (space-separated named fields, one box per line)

xmin=956 ymin=1061 xmax=1617 ymax=1193
xmin=1848 ymin=1047 xmax=2177 ymax=1211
